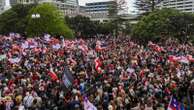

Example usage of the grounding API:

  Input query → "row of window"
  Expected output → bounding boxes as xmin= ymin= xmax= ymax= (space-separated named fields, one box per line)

xmin=56 ymin=4 xmax=77 ymax=8
xmin=177 ymin=5 xmax=193 ymax=8
xmin=17 ymin=0 xmax=34 ymax=3
xmin=86 ymin=9 xmax=109 ymax=12
xmin=164 ymin=3 xmax=193 ymax=6
xmin=163 ymin=6 xmax=193 ymax=11
xmin=89 ymin=13 xmax=108 ymax=18
xmin=86 ymin=5 xmax=110 ymax=8
xmin=86 ymin=2 xmax=114 ymax=6
xmin=163 ymin=0 xmax=193 ymax=4
xmin=86 ymin=8 xmax=109 ymax=10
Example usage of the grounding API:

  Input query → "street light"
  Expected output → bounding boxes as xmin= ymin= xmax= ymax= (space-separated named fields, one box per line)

xmin=31 ymin=13 xmax=41 ymax=36
xmin=186 ymin=24 xmax=193 ymax=41
xmin=31 ymin=13 xmax=40 ymax=19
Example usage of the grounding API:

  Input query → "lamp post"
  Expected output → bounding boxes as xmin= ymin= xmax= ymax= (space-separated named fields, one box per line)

xmin=31 ymin=13 xmax=40 ymax=36
xmin=187 ymin=24 xmax=193 ymax=35
xmin=186 ymin=24 xmax=193 ymax=42
xmin=31 ymin=13 xmax=40 ymax=19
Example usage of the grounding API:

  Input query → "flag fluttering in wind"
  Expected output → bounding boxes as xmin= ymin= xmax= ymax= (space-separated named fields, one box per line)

xmin=27 ymin=38 xmax=38 ymax=49
xmin=79 ymin=44 xmax=88 ymax=54
xmin=168 ymin=55 xmax=190 ymax=64
xmin=94 ymin=57 xmax=103 ymax=74
xmin=178 ymin=56 xmax=189 ymax=64
xmin=12 ymin=44 xmax=21 ymax=52
xmin=44 ymin=34 xmax=51 ymax=42
xmin=48 ymin=38 xmax=61 ymax=50
xmin=84 ymin=97 xmax=97 ymax=110
xmin=62 ymin=67 xmax=74 ymax=89
xmin=67 ymin=57 xmax=77 ymax=66
xmin=148 ymin=41 xmax=165 ymax=52
xmin=187 ymin=55 xmax=194 ymax=62
xmin=52 ymin=43 xmax=61 ymax=50
xmin=34 ymin=47 xmax=42 ymax=54
xmin=8 ymin=57 xmax=21 ymax=64
xmin=96 ymin=40 xmax=107 ymax=51
xmin=48 ymin=67 xmax=59 ymax=81
xmin=167 ymin=96 xmax=185 ymax=110
xmin=63 ymin=40 xmax=75 ymax=50
xmin=21 ymin=41 xmax=29 ymax=49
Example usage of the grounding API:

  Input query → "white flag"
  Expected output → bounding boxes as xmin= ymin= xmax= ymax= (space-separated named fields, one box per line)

xmin=84 ymin=97 xmax=97 ymax=110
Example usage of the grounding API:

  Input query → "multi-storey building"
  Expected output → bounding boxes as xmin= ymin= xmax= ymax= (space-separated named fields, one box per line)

xmin=83 ymin=0 xmax=138 ymax=23
xmin=0 ymin=0 xmax=5 ymax=14
xmin=157 ymin=0 xmax=194 ymax=13
xmin=13 ymin=0 xmax=53 ymax=4
xmin=0 ymin=0 xmax=11 ymax=14
xmin=85 ymin=1 xmax=115 ymax=22
xmin=10 ymin=0 xmax=17 ymax=6
xmin=54 ymin=0 xmax=79 ymax=17
xmin=0 ymin=0 xmax=79 ymax=16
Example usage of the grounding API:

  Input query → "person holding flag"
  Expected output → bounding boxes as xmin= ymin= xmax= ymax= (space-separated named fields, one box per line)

xmin=47 ymin=66 xmax=59 ymax=81
xmin=83 ymin=97 xmax=97 ymax=110
xmin=167 ymin=96 xmax=185 ymax=110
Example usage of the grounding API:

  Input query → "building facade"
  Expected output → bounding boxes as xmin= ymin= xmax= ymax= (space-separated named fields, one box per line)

xmin=157 ymin=0 xmax=194 ymax=13
xmin=54 ymin=0 xmax=79 ymax=17
xmin=14 ymin=0 xmax=54 ymax=4
xmin=10 ymin=0 xmax=17 ymax=6
xmin=15 ymin=0 xmax=34 ymax=4
xmin=0 ymin=0 xmax=79 ymax=16
xmin=85 ymin=1 xmax=115 ymax=22
xmin=0 ymin=0 xmax=12 ymax=14
xmin=0 ymin=0 xmax=5 ymax=14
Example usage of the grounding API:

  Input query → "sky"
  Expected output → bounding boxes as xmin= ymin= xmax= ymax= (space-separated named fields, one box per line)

xmin=79 ymin=0 xmax=136 ymax=14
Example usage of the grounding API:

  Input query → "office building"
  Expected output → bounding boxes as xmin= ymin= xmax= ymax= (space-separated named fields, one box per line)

xmin=1 ymin=0 xmax=79 ymax=16
xmin=85 ymin=1 xmax=115 ymax=22
xmin=10 ymin=0 xmax=17 ymax=6
xmin=54 ymin=0 xmax=79 ymax=17
xmin=0 ymin=0 xmax=5 ymax=14
xmin=14 ymin=0 xmax=53 ymax=4
xmin=157 ymin=0 xmax=194 ymax=13
xmin=0 ymin=0 xmax=11 ymax=14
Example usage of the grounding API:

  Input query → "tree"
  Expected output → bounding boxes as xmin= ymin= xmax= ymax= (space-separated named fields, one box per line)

xmin=0 ymin=4 xmax=35 ymax=34
xmin=26 ymin=3 xmax=74 ymax=38
xmin=135 ymin=0 xmax=162 ymax=15
xmin=96 ymin=22 xmax=115 ymax=35
xmin=132 ymin=8 xmax=194 ymax=42
xmin=65 ymin=15 xmax=98 ymax=37
xmin=108 ymin=0 xmax=128 ymax=37
xmin=168 ymin=13 xmax=194 ymax=38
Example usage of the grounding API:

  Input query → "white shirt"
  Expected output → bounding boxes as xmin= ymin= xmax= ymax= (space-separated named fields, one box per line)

xmin=23 ymin=95 xmax=34 ymax=108
xmin=18 ymin=105 xmax=25 ymax=110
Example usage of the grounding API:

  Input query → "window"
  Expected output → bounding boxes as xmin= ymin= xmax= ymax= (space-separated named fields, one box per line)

xmin=185 ymin=2 xmax=192 ymax=4
xmin=185 ymin=5 xmax=192 ymax=7
xmin=185 ymin=8 xmax=192 ymax=11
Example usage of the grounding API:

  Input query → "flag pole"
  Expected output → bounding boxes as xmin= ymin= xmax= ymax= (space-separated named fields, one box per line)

xmin=167 ymin=95 xmax=173 ymax=110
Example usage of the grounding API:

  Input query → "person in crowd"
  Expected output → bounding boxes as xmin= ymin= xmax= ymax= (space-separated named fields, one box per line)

xmin=0 ymin=34 xmax=194 ymax=110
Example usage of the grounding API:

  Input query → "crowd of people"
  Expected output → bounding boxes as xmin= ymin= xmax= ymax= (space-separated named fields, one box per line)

xmin=0 ymin=34 xmax=194 ymax=110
